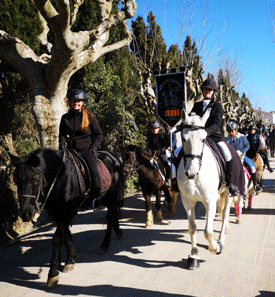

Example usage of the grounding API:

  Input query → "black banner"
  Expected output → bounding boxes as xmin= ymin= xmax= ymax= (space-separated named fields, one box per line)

xmin=155 ymin=70 xmax=186 ymax=127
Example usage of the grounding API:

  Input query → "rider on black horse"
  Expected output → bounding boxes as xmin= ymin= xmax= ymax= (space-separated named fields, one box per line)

xmin=59 ymin=89 xmax=104 ymax=201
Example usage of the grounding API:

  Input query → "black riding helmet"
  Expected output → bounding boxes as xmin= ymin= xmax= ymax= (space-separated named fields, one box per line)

xmin=68 ymin=89 xmax=87 ymax=101
xmin=150 ymin=120 xmax=161 ymax=129
xmin=227 ymin=121 xmax=238 ymax=132
xmin=201 ymin=78 xmax=217 ymax=91
xmin=249 ymin=124 xmax=257 ymax=131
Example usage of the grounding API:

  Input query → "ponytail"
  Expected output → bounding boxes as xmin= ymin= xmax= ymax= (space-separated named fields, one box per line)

xmin=81 ymin=107 xmax=90 ymax=132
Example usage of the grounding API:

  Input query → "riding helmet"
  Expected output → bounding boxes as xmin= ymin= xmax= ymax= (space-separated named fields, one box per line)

xmin=201 ymin=78 xmax=217 ymax=91
xmin=227 ymin=121 xmax=238 ymax=132
xmin=68 ymin=89 xmax=87 ymax=101
xmin=249 ymin=124 xmax=257 ymax=131
xmin=150 ymin=120 xmax=161 ymax=129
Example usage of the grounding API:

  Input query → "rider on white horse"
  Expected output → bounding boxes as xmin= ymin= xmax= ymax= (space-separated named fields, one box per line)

xmin=225 ymin=121 xmax=262 ymax=194
xmin=174 ymin=78 xmax=238 ymax=195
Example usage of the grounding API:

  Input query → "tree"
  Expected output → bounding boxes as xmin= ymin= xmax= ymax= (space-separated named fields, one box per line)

xmin=0 ymin=0 xmax=137 ymax=149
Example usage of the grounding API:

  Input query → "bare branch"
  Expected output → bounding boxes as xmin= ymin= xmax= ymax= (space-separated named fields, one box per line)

xmin=0 ymin=31 xmax=46 ymax=86
xmin=71 ymin=0 xmax=84 ymax=26
xmin=37 ymin=11 xmax=52 ymax=53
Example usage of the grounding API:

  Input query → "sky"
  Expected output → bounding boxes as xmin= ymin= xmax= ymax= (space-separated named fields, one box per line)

xmin=130 ymin=0 xmax=275 ymax=112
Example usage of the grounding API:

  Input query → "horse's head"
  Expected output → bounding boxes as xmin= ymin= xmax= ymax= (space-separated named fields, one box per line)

xmin=181 ymin=109 xmax=210 ymax=179
xmin=10 ymin=151 xmax=44 ymax=222
xmin=121 ymin=145 xmax=138 ymax=177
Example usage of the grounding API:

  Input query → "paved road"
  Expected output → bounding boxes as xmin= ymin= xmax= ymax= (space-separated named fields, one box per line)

xmin=1 ymin=159 xmax=275 ymax=297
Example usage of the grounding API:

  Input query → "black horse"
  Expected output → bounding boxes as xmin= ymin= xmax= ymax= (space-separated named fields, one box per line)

xmin=10 ymin=148 xmax=124 ymax=288
xmin=121 ymin=145 xmax=176 ymax=228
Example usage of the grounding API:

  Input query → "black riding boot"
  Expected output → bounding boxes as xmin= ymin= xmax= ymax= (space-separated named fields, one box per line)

xmin=91 ymin=173 xmax=102 ymax=209
xmin=225 ymin=160 xmax=238 ymax=195
xmin=251 ymin=172 xmax=262 ymax=193
xmin=261 ymin=152 xmax=273 ymax=173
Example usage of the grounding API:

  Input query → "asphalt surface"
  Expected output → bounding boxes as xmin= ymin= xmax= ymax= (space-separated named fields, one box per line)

xmin=1 ymin=158 xmax=275 ymax=297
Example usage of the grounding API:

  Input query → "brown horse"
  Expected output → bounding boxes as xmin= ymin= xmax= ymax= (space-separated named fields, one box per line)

xmin=121 ymin=145 xmax=176 ymax=227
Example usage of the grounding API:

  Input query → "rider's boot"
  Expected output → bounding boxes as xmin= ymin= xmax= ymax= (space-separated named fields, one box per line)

xmin=92 ymin=173 xmax=103 ymax=209
xmin=225 ymin=160 xmax=238 ymax=196
xmin=251 ymin=172 xmax=262 ymax=194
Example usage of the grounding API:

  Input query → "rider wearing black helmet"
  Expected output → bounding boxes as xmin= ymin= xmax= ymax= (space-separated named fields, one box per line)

xmin=148 ymin=120 xmax=170 ymax=184
xmin=226 ymin=121 xmax=262 ymax=193
xmin=59 ymin=88 xmax=104 ymax=201
xmin=191 ymin=78 xmax=239 ymax=195
xmin=247 ymin=124 xmax=273 ymax=173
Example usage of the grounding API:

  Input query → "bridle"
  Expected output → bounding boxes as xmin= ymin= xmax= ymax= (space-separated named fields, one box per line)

xmin=182 ymin=124 xmax=206 ymax=170
xmin=19 ymin=151 xmax=66 ymax=214
xmin=123 ymin=151 xmax=154 ymax=175
xmin=19 ymin=172 xmax=45 ymax=213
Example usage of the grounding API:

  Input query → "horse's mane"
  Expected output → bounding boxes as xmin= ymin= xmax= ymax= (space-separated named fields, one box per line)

xmin=125 ymin=145 xmax=153 ymax=159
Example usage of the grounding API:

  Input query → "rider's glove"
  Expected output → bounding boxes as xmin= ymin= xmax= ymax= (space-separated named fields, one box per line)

xmin=59 ymin=143 xmax=67 ymax=150
xmin=90 ymin=148 xmax=98 ymax=159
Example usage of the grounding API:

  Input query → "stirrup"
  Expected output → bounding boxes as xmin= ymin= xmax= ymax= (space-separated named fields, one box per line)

xmin=92 ymin=196 xmax=101 ymax=211
xmin=228 ymin=185 xmax=238 ymax=196
xmin=254 ymin=184 xmax=262 ymax=193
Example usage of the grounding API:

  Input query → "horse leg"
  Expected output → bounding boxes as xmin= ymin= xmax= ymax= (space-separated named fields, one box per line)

xmin=144 ymin=193 xmax=154 ymax=228
xmin=181 ymin=196 xmax=199 ymax=269
xmin=205 ymin=199 xmax=222 ymax=255
xmin=62 ymin=225 xmax=76 ymax=273
xmin=155 ymin=191 xmax=163 ymax=223
xmin=47 ymin=224 xmax=64 ymax=288
xmin=219 ymin=194 xmax=233 ymax=245
xmin=164 ymin=188 xmax=176 ymax=216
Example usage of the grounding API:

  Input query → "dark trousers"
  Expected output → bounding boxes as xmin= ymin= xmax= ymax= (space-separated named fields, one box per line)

xmin=258 ymin=149 xmax=271 ymax=169
xmin=78 ymin=148 xmax=101 ymax=197
xmin=158 ymin=154 xmax=170 ymax=178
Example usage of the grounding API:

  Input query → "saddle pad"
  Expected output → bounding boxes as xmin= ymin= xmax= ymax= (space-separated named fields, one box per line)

xmin=205 ymin=139 xmax=246 ymax=198
xmin=97 ymin=159 xmax=112 ymax=193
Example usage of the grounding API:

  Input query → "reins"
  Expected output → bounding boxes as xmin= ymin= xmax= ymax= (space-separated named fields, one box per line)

xmin=20 ymin=151 xmax=66 ymax=214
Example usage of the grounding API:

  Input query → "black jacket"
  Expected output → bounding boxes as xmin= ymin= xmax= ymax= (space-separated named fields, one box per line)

xmin=59 ymin=109 xmax=103 ymax=151
xmin=246 ymin=133 xmax=261 ymax=159
xmin=191 ymin=99 xmax=224 ymax=143
xmin=176 ymin=98 xmax=224 ymax=143
xmin=148 ymin=133 xmax=167 ymax=156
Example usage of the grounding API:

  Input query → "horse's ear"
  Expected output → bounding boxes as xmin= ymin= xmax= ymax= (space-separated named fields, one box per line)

xmin=201 ymin=108 xmax=211 ymax=126
xmin=29 ymin=153 xmax=41 ymax=168
xmin=181 ymin=108 xmax=187 ymax=123
xmin=9 ymin=153 xmax=20 ymax=166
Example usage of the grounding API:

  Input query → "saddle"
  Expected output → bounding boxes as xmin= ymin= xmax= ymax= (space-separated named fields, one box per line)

xmin=67 ymin=150 xmax=112 ymax=195
xmin=205 ymin=139 xmax=246 ymax=198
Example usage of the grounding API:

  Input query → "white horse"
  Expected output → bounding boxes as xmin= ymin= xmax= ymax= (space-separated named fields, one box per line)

xmin=177 ymin=109 xmax=233 ymax=269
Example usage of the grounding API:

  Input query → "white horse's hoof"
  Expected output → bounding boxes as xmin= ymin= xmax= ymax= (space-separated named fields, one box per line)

xmin=187 ymin=256 xmax=200 ymax=269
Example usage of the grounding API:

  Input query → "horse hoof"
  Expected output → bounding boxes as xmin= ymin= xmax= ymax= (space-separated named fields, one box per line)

xmin=145 ymin=221 xmax=153 ymax=228
xmin=62 ymin=264 xmax=75 ymax=273
xmin=187 ymin=257 xmax=200 ymax=270
xmin=98 ymin=246 xmax=108 ymax=254
xmin=116 ymin=229 xmax=123 ymax=240
xmin=216 ymin=240 xmax=223 ymax=255
xmin=236 ymin=218 xmax=242 ymax=224
xmin=46 ymin=275 xmax=59 ymax=289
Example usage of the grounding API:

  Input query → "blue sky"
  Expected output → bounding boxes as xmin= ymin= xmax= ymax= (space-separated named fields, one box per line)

xmin=130 ymin=0 xmax=275 ymax=112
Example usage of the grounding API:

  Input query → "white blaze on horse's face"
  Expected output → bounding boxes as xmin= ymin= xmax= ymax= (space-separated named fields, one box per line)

xmin=181 ymin=109 xmax=210 ymax=179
